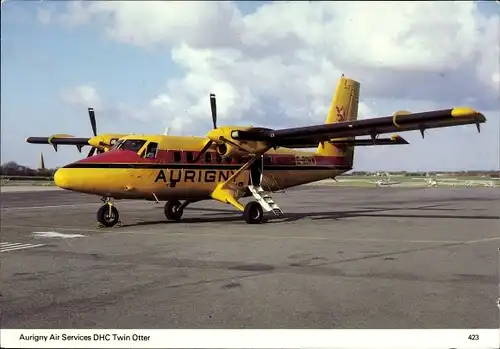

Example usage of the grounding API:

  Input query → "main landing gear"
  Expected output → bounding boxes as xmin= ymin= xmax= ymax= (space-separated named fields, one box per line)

xmin=164 ymin=200 xmax=183 ymax=221
xmin=163 ymin=199 xmax=192 ymax=221
xmin=243 ymin=201 xmax=264 ymax=224
xmin=164 ymin=198 xmax=265 ymax=224
xmin=97 ymin=197 xmax=120 ymax=227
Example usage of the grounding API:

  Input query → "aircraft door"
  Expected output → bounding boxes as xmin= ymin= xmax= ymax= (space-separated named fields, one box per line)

xmin=250 ymin=156 xmax=263 ymax=186
xmin=143 ymin=142 xmax=159 ymax=159
xmin=141 ymin=142 xmax=160 ymax=184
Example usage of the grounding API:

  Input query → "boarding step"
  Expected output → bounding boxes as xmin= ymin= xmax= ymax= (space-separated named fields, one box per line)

xmin=248 ymin=185 xmax=284 ymax=216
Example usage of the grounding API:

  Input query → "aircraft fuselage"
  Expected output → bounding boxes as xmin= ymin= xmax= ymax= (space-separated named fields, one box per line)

xmin=54 ymin=142 xmax=350 ymax=201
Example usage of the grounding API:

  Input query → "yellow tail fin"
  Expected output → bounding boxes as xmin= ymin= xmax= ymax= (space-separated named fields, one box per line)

xmin=316 ymin=75 xmax=360 ymax=168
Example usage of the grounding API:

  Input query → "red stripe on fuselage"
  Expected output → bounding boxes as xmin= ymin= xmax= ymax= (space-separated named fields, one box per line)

xmin=75 ymin=149 xmax=348 ymax=166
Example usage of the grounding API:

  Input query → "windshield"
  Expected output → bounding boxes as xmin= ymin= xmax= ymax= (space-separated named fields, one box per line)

xmin=121 ymin=139 xmax=146 ymax=153
xmin=110 ymin=139 xmax=146 ymax=153
xmin=110 ymin=139 xmax=124 ymax=150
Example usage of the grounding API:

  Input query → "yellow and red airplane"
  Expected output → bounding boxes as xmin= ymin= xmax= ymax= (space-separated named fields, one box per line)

xmin=26 ymin=75 xmax=486 ymax=227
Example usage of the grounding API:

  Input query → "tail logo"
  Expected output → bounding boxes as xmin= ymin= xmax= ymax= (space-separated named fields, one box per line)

xmin=336 ymin=106 xmax=345 ymax=121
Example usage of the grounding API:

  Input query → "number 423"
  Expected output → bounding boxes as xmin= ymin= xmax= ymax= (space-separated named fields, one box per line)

xmin=468 ymin=334 xmax=479 ymax=340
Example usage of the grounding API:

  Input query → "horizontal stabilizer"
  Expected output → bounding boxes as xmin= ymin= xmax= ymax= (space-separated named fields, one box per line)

xmin=329 ymin=135 xmax=409 ymax=146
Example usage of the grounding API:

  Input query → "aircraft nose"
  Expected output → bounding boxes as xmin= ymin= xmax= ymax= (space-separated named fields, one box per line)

xmin=53 ymin=168 xmax=70 ymax=189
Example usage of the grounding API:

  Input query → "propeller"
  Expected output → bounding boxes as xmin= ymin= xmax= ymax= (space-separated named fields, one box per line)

xmin=86 ymin=107 xmax=99 ymax=157
xmin=210 ymin=93 xmax=217 ymax=129
xmin=192 ymin=93 xmax=218 ymax=163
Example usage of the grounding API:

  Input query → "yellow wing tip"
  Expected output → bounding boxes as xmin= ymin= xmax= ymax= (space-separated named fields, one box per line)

xmin=451 ymin=107 xmax=479 ymax=117
xmin=392 ymin=110 xmax=411 ymax=117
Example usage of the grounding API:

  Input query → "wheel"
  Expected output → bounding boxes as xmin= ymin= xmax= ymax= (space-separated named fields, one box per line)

xmin=164 ymin=200 xmax=183 ymax=221
xmin=97 ymin=204 xmax=119 ymax=227
xmin=243 ymin=201 xmax=264 ymax=224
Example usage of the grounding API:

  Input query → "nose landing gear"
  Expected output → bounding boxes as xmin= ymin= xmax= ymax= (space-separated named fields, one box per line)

xmin=96 ymin=197 xmax=120 ymax=228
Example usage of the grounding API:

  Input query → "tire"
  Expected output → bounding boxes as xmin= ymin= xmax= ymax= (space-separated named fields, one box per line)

xmin=243 ymin=201 xmax=264 ymax=224
xmin=164 ymin=200 xmax=183 ymax=221
xmin=97 ymin=204 xmax=119 ymax=227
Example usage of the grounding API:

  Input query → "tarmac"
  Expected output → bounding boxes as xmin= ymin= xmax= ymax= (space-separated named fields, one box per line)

xmin=1 ymin=185 xmax=499 ymax=329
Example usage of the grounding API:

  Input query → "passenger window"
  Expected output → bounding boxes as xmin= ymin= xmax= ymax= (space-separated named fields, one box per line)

xmin=204 ymin=152 xmax=212 ymax=163
xmin=144 ymin=142 xmax=158 ymax=159
xmin=185 ymin=152 xmax=194 ymax=163
xmin=216 ymin=154 xmax=223 ymax=163
xmin=173 ymin=151 xmax=181 ymax=163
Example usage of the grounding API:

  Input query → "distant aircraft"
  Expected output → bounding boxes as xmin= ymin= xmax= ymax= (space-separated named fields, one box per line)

xmin=367 ymin=172 xmax=401 ymax=187
xmin=418 ymin=173 xmax=497 ymax=188
xmin=25 ymin=75 xmax=487 ymax=227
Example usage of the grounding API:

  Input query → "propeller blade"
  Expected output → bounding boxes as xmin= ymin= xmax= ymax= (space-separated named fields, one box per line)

xmin=210 ymin=94 xmax=217 ymax=129
xmin=87 ymin=147 xmax=96 ymax=157
xmin=192 ymin=140 xmax=213 ymax=163
xmin=88 ymin=107 xmax=97 ymax=136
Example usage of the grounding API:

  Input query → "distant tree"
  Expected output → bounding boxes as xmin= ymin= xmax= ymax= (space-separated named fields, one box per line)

xmin=1 ymin=161 xmax=56 ymax=177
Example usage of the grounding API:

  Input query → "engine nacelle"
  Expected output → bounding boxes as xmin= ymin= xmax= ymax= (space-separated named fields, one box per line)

xmin=216 ymin=143 xmax=247 ymax=158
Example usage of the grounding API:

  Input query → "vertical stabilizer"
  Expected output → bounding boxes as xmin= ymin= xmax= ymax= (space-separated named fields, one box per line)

xmin=316 ymin=75 xmax=360 ymax=169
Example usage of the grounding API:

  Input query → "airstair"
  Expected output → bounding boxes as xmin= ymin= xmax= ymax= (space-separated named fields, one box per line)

xmin=248 ymin=185 xmax=284 ymax=217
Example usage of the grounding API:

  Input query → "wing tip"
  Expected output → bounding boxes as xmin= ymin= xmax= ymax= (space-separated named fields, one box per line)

xmin=392 ymin=110 xmax=412 ymax=117
xmin=390 ymin=134 xmax=409 ymax=144
xmin=451 ymin=107 xmax=482 ymax=118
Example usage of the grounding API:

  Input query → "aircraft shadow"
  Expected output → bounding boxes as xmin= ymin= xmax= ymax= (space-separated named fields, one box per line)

xmin=118 ymin=203 xmax=498 ymax=227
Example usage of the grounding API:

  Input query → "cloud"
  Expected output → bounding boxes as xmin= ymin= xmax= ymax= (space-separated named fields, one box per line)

xmin=52 ymin=1 xmax=499 ymax=167
xmin=36 ymin=6 xmax=52 ymax=25
xmin=60 ymin=83 xmax=102 ymax=109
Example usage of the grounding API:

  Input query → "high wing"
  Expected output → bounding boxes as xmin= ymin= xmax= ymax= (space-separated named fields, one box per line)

xmin=26 ymin=135 xmax=92 ymax=152
xmin=275 ymin=134 xmax=409 ymax=148
xmin=229 ymin=107 xmax=485 ymax=148
xmin=26 ymin=133 xmax=127 ymax=154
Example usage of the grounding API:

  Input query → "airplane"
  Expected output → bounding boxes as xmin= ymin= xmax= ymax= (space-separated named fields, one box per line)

xmin=25 ymin=75 xmax=487 ymax=227
xmin=367 ymin=172 xmax=402 ymax=187
xmin=415 ymin=173 xmax=497 ymax=188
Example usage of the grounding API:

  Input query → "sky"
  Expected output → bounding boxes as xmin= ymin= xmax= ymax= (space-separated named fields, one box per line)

xmin=1 ymin=0 xmax=499 ymax=172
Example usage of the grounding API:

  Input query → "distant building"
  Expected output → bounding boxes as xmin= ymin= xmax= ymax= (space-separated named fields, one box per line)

xmin=38 ymin=152 xmax=45 ymax=170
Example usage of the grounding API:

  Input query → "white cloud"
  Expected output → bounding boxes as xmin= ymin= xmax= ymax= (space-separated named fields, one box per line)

xmin=53 ymin=1 xmax=499 ymax=168
xmin=36 ymin=7 xmax=52 ymax=25
xmin=60 ymin=83 xmax=102 ymax=110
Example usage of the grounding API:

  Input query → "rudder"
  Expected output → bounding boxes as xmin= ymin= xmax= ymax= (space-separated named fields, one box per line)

xmin=316 ymin=75 xmax=360 ymax=169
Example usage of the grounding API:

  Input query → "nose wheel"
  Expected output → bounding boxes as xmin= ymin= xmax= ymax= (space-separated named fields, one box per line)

xmin=97 ymin=203 xmax=120 ymax=227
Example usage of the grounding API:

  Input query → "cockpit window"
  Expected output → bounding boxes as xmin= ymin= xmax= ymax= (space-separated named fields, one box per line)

xmin=121 ymin=140 xmax=146 ymax=153
xmin=144 ymin=142 xmax=158 ymax=159
xmin=111 ymin=139 xmax=124 ymax=150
